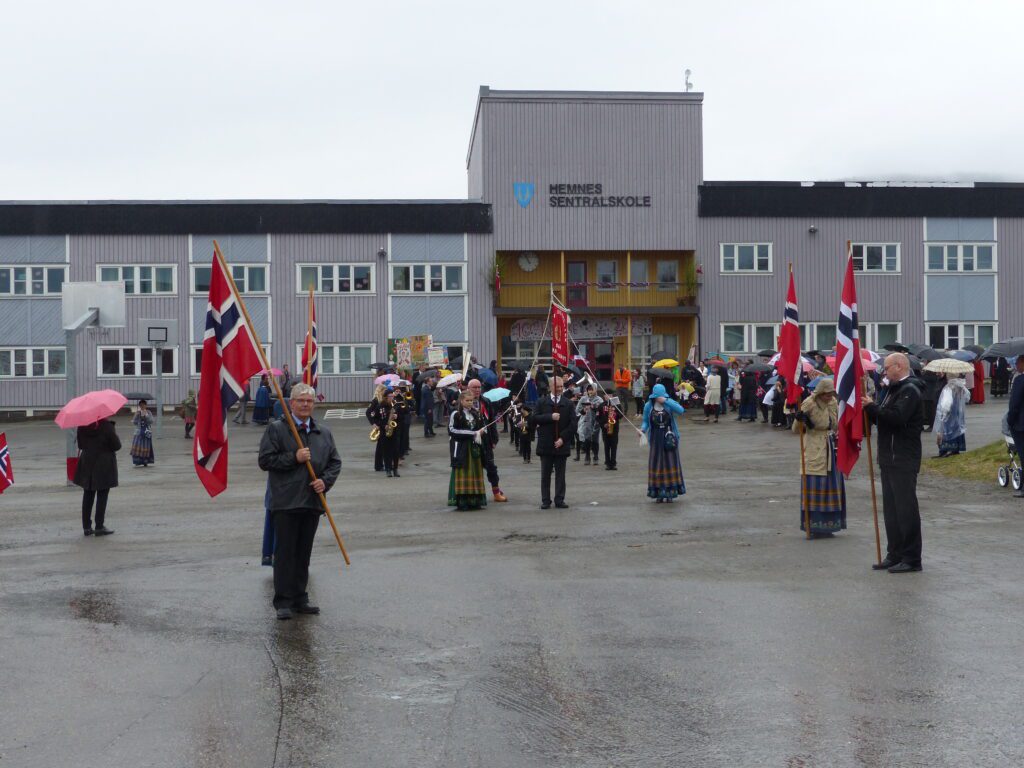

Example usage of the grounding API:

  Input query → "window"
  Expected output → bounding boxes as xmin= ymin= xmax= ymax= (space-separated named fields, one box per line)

xmin=192 ymin=344 xmax=269 ymax=376
xmin=0 ymin=346 xmax=66 ymax=377
xmin=192 ymin=264 xmax=267 ymax=294
xmin=721 ymin=243 xmax=772 ymax=273
xmin=722 ymin=325 xmax=748 ymax=353
xmin=852 ymin=243 xmax=900 ymax=273
xmin=596 ymin=260 xmax=618 ymax=288
xmin=0 ymin=266 xmax=66 ymax=296
xmin=815 ymin=324 xmax=837 ymax=353
xmin=926 ymin=244 xmax=996 ymax=272
xmin=926 ymin=323 xmax=995 ymax=351
xmin=296 ymin=264 xmax=374 ymax=294
xmin=656 ymin=260 xmax=678 ymax=290
xmin=753 ymin=325 xmax=777 ymax=352
xmin=302 ymin=343 xmax=375 ymax=375
xmin=391 ymin=264 xmax=464 ymax=293
xmin=629 ymin=259 xmax=648 ymax=287
xmin=98 ymin=346 xmax=177 ymax=377
xmin=98 ymin=265 xmax=177 ymax=295
xmin=858 ymin=322 xmax=901 ymax=351
xmin=630 ymin=334 xmax=678 ymax=365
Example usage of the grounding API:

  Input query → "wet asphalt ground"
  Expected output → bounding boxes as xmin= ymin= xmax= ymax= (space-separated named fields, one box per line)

xmin=0 ymin=398 xmax=1022 ymax=767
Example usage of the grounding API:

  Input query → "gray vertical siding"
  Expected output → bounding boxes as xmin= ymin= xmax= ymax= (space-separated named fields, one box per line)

xmin=925 ymin=217 xmax=995 ymax=241
xmin=995 ymin=218 xmax=1023 ymax=339
xmin=391 ymin=296 xmax=465 ymax=340
xmin=925 ymin=275 xmax=996 ymax=321
xmin=0 ymin=235 xmax=66 ymax=263
xmin=467 ymin=233 xmax=496 ymax=363
xmin=192 ymin=234 xmax=268 ymax=263
xmin=697 ymin=217 xmax=927 ymax=351
xmin=0 ymin=299 xmax=63 ymax=344
xmin=391 ymin=234 xmax=465 ymax=262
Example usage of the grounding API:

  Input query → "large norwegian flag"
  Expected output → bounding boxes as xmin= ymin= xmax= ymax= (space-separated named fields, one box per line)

xmin=301 ymin=291 xmax=318 ymax=388
xmin=0 ymin=432 xmax=12 ymax=494
xmin=835 ymin=246 xmax=866 ymax=477
xmin=193 ymin=253 xmax=265 ymax=497
xmin=777 ymin=269 xmax=803 ymax=406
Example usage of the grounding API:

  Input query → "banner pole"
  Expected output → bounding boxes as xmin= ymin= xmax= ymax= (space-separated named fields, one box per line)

xmin=213 ymin=241 xmax=350 ymax=566
xmin=863 ymin=411 xmax=882 ymax=564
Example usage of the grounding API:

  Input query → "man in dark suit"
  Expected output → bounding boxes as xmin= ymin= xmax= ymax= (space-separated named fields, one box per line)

xmin=531 ymin=375 xmax=576 ymax=509
xmin=1007 ymin=356 xmax=1024 ymax=498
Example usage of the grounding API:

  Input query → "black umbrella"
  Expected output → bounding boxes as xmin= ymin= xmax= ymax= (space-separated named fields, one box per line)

xmin=757 ymin=349 xmax=777 ymax=357
xmin=962 ymin=344 xmax=985 ymax=356
xmin=883 ymin=342 xmax=910 ymax=353
xmin=369 ymin=361 xmax=390 ymax=370
xmin=951 ymin=349 xmax=977 ymax=362
xmin=906 ymin=354 xmax=924 ymax=371
xmin=123 ymin=391 xmax=155 ymax=401
xmin=648 ymin=366 xmax=676 ymax=380
xmin=649 ymin=351 xmax=668 ymax=361
xmin=981 ymin=337 xmax=1024 ymax=360
xmin=907 ymin=344 xmax=945 ymax=362
xmin=420 ymin=369 xmax=439 ymax=378
xmin=744 ymin=362 xmax=773 ymax=374
xmin=558 ymin=363 xmax=584 ymax=379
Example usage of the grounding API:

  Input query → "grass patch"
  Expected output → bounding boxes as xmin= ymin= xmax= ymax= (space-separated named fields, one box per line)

xmin=922 ymin=439 xmax=1014 ymax=483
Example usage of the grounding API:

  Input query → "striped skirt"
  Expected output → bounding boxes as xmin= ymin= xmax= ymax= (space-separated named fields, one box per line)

xmin=448 ymin=445 xmax=487 ymax=509
xmin=647 ymin=427 xmax=686 ymax=500
xmin=799 ymin=448 xmax=846 ymax=534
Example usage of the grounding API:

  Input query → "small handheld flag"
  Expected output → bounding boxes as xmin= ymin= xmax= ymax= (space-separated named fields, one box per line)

xmin=0 ymin=433 xmax=13 ymax=494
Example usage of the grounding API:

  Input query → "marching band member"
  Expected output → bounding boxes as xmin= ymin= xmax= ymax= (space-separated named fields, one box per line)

xmin=597 ymin=393 xmax=620 ymax=470
xmin=370 ymin=388 xmax=401 ymax=477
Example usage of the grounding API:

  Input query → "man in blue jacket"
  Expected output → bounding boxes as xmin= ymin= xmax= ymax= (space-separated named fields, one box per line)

xmin=1008 ymin=356 xmax=1024 ymax=498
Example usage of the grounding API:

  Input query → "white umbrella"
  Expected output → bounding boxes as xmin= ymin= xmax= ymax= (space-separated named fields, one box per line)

xmin=437 ymin=372 xmax=463 ymax=388
xmin=923 ymin=358 xmax=973 ymax=375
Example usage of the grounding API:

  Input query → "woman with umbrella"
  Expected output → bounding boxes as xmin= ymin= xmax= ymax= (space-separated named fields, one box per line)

xmin=792 ymin=378 xmax=846 ymax=538
xmin=447 ymin=389 xmax=488 ymax=510
xmin=74 ymin=417 xmax=122 ymax=536
xmin=130 ymin=400 xmax=155 ymax=467
xmin=934 ymin=374 xmax=969 ymax=457
xmin=992 ymin=357 xmax=1011 ymax=397
xmin=641 ymin=383 xmax=686 ymax=503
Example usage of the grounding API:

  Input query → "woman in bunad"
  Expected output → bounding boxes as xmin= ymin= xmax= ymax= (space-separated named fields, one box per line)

xmin=447 ymin=389 xmax=488 ymax=510
xmin=130 ymin=400 xmax=155 ymax=467
xmin=792 ymin=378 xmax=845 ymax=538
xmin=641 ymin=383 xmax=686 ymax=503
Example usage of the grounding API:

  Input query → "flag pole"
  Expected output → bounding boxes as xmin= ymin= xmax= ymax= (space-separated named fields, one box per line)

xmin=799 ymin=422 xmax=811 ymax=540
xmin=863 ymin=411 xmax=882 ymax=564
xmin=213 ymin=241 xmax=350 ymax=566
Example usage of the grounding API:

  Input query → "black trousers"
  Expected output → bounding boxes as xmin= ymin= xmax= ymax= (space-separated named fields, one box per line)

xmin=380 ymin=435 xmax=399 ymax=471
xmin=539 ymin=454 xmax=568 ymax=504
xmin=1012 ymin=430 xmax=1024 ymax=471
xmin=879 ymin=467 xmax=922 ymax=566
xmin=482 ymin=444 xmax=500 ymax=488
xmin=82 ymin=489 xmax=109 ymax=530
xmin=603 ymin=433 xmax=618 ymax=467
xmin=521 ymin=439 xmax=532 ymax=461
xmin=374 ymin=440 xmax=384 ymax=471
xmin=272 ymin=509 xmax=320 ymax=609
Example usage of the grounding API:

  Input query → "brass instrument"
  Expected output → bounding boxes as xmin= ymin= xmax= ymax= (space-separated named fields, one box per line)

xmin=369 ymin=425 xmax=380 ymax=441
xmin=384 ymin=404 xmax=397 ymax=438
xmin=606 ymin=406 xmax=617 ymax=435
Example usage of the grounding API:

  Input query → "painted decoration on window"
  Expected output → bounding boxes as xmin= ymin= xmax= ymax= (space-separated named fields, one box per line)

xmin=510 ymin=317 xmax=652 ymax=342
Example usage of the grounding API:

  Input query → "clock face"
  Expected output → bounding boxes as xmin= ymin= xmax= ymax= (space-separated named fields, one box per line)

xmin=518 ymin=252 xmax=539 ymax=272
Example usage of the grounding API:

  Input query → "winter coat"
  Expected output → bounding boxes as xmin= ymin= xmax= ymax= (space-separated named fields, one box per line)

xmin=1008 ymin=371 xmax=1024 ymax=433
xmin=73 ymin=420 xmax=121 ymax=491
xmin=575 ymin=395 xmax=601 ymax=440
xmin=704 ymin=374 xmax=722 ymax=405
xmin=448 ymin=407 xmax=482 ymax=468
xmin=793 ymin=390 xmax=838 ymax=476
xmin=258 ymin=417 xmax=342 ymax=512
xmin=531 ymin=394 xmax=577 ymax=456
xmin=934 ymin=378 xmax=968 ymax=442
xmin=865 ymin=376 xmax=925 ymax=472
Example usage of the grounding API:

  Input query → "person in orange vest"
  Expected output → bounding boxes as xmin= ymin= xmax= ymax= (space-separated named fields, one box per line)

xmin=613 ymin=366 xmax=633 ymax=416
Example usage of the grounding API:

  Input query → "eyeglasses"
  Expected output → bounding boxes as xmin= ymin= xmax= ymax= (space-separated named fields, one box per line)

xmin=292 ymin=398 xmax=315 ymax=405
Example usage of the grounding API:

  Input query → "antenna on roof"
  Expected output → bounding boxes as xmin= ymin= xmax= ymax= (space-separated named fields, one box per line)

xmin=684 ymin=69 xmax=693 ymax=92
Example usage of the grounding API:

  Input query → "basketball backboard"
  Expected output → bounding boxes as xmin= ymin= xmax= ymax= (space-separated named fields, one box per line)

xmin=138 ymin=318 xmax=179 ymax=348
xmin=62 ymin=282 xmax=126 ymax=329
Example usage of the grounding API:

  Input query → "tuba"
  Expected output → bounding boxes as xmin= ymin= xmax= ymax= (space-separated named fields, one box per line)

xmin=606 ymin=406 xmax=617 ymax=435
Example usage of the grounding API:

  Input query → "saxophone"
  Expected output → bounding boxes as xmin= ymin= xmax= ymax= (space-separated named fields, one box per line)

xmin=384 ymin=404 xmax=397 ymax=438
xmin=606 ymin=406 xmax=617 ymax=435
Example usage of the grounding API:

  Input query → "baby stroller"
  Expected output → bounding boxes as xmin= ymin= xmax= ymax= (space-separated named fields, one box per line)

xmin=997 ymin=434 xmax=1022 ymax=491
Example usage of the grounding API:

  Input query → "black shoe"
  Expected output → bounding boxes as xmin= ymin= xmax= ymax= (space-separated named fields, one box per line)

xmin=261 ymin=555 xmax=273 ymax=567
xmin=872 ymin=557 xmax=900 ymax=570
xmin=386 ymin=471 xmax=393 ymax=478
xmin=574 ymin=457 xmax=580 ymax=461
xmin=94 ymin=526 xmax=114 ymax=536
xmin=540 ymin=503 xmax=551 ymax=509
xmin=393 ymin=470 xmax=401 ymax=477
xmin=294 ymin=604 xmax=320 ymax=615
xmin=83 ymin=528 xmax=94 ymax=536
xmin=555 ymin=502 xmax=569 ymax=509
xmin=610 ymin=466 xmax=617 ymax=470
xmin=276 ymin=607 xmax=293 ymax=620
xmin=888 ymin=562 xmax=922 ymax=573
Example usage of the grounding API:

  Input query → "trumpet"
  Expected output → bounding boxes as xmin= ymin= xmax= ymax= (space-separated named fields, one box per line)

xmin=384 ymin=405 xmax=397 ymax=438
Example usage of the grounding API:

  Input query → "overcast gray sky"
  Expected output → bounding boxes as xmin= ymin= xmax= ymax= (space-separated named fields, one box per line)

xmin=3 ymin=0 xmax=1022 ymax=200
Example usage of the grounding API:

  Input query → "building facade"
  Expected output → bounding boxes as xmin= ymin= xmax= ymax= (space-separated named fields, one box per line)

xmin=1 ymin=87 xmax=1022 ymax=410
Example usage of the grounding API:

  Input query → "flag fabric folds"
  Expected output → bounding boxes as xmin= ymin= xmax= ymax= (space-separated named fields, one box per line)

xmin=551 ymin=302 xmax=569 ymax=366
xmin=778 ymin=270 xmax=803 ymax=406
xmin=302 ymin=292 xmax=319 ymax=388
xmin=835 ymin=249 xmax=865 ymax=477
xmin=193 ymin=254 xmax=265 ymax=497
xmin=0 ymin=432 xmax=12 ymax=494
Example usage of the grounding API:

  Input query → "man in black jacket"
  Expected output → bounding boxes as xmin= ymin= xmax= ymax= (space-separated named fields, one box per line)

xmin=259 ymin=383 xmax=342 ymax=619
xmin=1007 ymin=356 xmax=1024 ymax=498
xmin=531 ymin=376 xmax=576 ymax=509
xmin=863 ymin=353 xmax=925 ymax=573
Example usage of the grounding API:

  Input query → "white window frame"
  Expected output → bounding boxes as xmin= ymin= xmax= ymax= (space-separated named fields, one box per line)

xmin=720 ymin=243 xmax=773 ymax=274
xmin=295 ymin=263 xmax=376 ymax=295
xmin=190 ymin=343 xmax=270 ymax=376
xmin=0 ymin=265 xmax=68 ymax=297
xmin=925 ymin=243 xmax=997 ymax=273
xmin=97 ymin=346 xmax=179 ymax=378
xmin=0 ymin=346 xmax=67 ymax=378
xmin=191 ymin=264 xmax=268 ymax=295
xmin=851 ymin=243 xmax=901 ymax=274
xmin=859 ymin=322 xmax=903 ymax=351
xmin=925 ymin=322 xmax=996 ymax=351
xmin=390 ymin=263 xmax=466 ymax=294
xmin=595 ymin=260 xmax=618 ymax=290
xmin=301 ymin=343 xmax=376 ymax=376
xmin=97 ymin=264 xmax=178 ymax=296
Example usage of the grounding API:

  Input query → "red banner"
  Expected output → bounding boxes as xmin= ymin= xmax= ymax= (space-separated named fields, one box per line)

xmin=551 ymin=303 xmax=569 ymax=366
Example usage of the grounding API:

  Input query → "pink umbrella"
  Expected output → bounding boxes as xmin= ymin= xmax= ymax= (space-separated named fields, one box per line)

xmin=374 ymin=373 xmax=400 ymax=386
xmin=258 ymin=367 xmax=283 ymax=376
xmin=55 ymin=389 xmax=128 ymax=429
xmin=826 ymin=355 xmax=879 ymax=373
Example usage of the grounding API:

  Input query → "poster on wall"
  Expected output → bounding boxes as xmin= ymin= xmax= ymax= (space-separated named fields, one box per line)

xmin=387 ymin=334 xmax=434 ymax=368
xmin=426 ymin=346 xmax=446 ymax=367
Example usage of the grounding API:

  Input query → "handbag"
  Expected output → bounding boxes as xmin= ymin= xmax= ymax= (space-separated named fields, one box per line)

xmin=664 ymin=430 xmax=678 ymax=450
xmin=144 ymin=428 xmax=153 ymax=440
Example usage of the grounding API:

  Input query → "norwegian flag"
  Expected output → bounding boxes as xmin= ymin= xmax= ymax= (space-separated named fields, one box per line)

xmin=0 ymin=432 xmax=12 ymax=494
xmin=777 ymin=269 xmax=803 ymax=406
xmin=301 ymin=291 xmax=318 ymax=388
xmin=835 ymin=246 xmax=866 ymax=477
xmin=193 ymin=253 xmax=265 ymax=497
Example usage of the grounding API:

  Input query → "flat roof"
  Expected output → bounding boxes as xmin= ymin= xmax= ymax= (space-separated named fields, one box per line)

xmin=0 ymin=200 xmax=493 ymax=236
xmin=699 ymin=182 xmax=1024 ymax=218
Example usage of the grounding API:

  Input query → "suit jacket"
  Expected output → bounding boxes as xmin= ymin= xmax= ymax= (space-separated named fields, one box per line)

xmin=1009 ymin=372 xmax=1024 ymax=432
xmin=74 ymin=420 xmax=121 ymax=491
xmin=531 ymin=395 xmax=577 ymax=456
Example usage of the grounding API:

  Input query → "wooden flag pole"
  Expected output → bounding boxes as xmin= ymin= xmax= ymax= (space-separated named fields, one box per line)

xmin=798 ymin=421 xmax=811 ymax=540
xmin=863 ymin=411 xmax=882 ymax=564
xmin=213 ymin=242 xmax=350 ymax=566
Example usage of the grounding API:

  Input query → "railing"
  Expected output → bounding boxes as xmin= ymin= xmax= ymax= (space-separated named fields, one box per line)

xmin=494 ymin=281 xmax=699 ymax=309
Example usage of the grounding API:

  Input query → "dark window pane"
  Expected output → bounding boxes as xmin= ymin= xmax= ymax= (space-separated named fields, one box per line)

xmin=738 ymin=245 xmax=755 ymax=271
xmin=354 ymin=266 xmax=371 ymax=291
xmin=927 ymin=246 xmax=943 ymax=270
xmin=0 ymin=350 xmax=10 ymax=376
xmin=194 ymin=267 xmax=211 ymax=292
xmin=0 ymin=269 xmax=9 ymax=293
xmin=392 ymin=266 xmax=409 ymax=291
xmin=47 ymin=268 xmax=65 ymax=293
xmin=161 ymin=348 xmax=174 ymax=374
xmin=193 ymin=348 xmax=203 ymax=374
xmin=928 ymin=326 xmax=945 ymax=348
xmin=101 ymin=349 xmax=120 ymax=375
xmin=885 ymin=245 xmax=898 ymax=271
xmin=155 ymin=267 xmax=174 ymax=293
xmin=47 ymin=348 xmax=66 ymax=375
xmin=977 ymin=246 xmax=993 ymax=270
xmin=248 ymin=267 xmax=266 ymax=292
xmin=445 ymin=266 xmax=461 ymax=291
xmin=866 ymin=246 xmax=883 ymax=270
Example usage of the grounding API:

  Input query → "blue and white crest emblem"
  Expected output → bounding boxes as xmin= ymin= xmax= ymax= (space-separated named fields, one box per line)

xmin=513 ymin=182 xmax=535 ymax=208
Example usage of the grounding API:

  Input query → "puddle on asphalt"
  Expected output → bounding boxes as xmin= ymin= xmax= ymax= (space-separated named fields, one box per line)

xmin=69 ymin=588 xmax=122 ymax=625
xmin=503 ymin=532 xmax=560 ymax=543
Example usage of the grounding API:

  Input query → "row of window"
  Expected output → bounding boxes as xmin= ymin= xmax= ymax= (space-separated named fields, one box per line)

xmin=719 ymin=322 xmax=996 ymax=355
xmin=719 ymin=242 xmax=997 ymax=274
xmin=593 ymin=260 xmax=679 ymax=288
